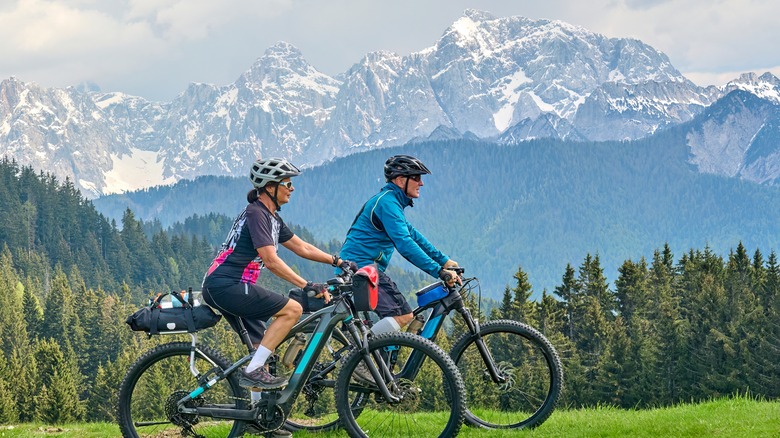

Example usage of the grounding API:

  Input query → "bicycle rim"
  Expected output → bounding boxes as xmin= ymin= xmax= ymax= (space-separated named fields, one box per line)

xmin=282 ymin=328 xmax=357 ymax=432
xmin=117 ymin=342 xmax=247 ymax=438
xmin=335 ymin=331 xmax=465 ymax=438
xmin=451 ymin=320 xmax=563 ymax=429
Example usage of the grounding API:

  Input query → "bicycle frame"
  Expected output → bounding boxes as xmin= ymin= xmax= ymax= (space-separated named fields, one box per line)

xmin=173 ymin=292 xmax=401 ymax=423
xmin=409 ymin=279 xmax=507 ymax=384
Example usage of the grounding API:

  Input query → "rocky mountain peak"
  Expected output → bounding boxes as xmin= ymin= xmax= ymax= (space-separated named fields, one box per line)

xmin=2 ymin=12 xmax=777 ymax=197
xmin=723 ymin=72 xmax=780 ymax=104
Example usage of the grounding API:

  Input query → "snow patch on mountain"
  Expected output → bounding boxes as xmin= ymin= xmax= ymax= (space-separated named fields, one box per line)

xmin=493 ymin=69 xmax=533 ymax=131
xmin=103 ymin=148 xmax=175 ymax=194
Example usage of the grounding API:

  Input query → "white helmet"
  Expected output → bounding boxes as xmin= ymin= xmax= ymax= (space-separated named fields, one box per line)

xmin=249 ymin=157 xmax=301 ymax=189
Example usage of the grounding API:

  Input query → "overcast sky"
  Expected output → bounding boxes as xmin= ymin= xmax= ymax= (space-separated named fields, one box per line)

xmin=1 ymin=0 xmax=778 ymax=102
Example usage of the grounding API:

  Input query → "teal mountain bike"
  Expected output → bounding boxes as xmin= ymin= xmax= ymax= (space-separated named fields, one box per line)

xmin=117 ymin=267 xmax=466 ymax=437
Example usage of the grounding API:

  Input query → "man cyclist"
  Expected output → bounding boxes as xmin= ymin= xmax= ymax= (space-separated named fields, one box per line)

xmin=339 ymin=154 xmax=460 ymax=337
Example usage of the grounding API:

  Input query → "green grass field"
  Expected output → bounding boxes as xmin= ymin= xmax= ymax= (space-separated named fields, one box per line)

xmin=1 ymin=396 xmax=777 ymax=437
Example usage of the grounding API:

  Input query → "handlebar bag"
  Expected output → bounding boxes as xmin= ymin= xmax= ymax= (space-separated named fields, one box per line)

xmin=126 ymin=291 xmax=221 ymax=335
xmin=415 ymin=283 xmax=448 ymax=307
xmin=352 ymin=265 xmax=379 ymax=312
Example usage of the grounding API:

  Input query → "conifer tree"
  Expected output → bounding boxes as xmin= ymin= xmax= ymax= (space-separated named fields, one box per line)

xmin=8 ymin=346 xmax=37 ymax=422
xmin=33 ymin=339 xmax=84 ymax=423
xmin=553 ymin=263 xmax=579 ymax=340
xmin=22 ymin=276 xmax=44 ymax=342
xmin=510 ymin=266 xmax=537 ymax=325
xmin=40 ymin=268 xmax=78 ymax=354
xmin=647 ymin=247 xmax=685 ymax=404
xmin=0 ymin=355 xmax=19 ymax=423
xmin=86 ymin=361 xmax=121 ymax=422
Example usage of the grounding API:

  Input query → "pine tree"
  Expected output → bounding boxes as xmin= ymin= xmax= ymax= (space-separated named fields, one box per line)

xmin=40 ymin=268 xmax=78 ymax=354
xmin=0 ymin=355 xmax=19 ymax=423
xmin=86 ymin=361 xmax=121 ymax=422
xmin=8 ymin=346 xmax=37 ymax=422
xmin=648 ymin=247 xmax=685 ymax=404
xmin=33 ymin=339 xmax=84 ymax=423
xmin=511 ymin=266 xmax=537 ymax=325
xmin=22 ymin=276 xmax=44 ymax=342
xmin=553 ymin=263 xmax=579 ymax=340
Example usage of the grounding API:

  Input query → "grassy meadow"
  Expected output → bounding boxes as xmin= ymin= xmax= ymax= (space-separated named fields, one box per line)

xmin=0 ymin=396 xmax=777 ymax=437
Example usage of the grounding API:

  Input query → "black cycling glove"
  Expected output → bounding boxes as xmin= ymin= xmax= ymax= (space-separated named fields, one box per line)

xmin=304 ymin=281 xmax=327 ymax=297
xmin=339 ymin=260 xmax=358 ymax=274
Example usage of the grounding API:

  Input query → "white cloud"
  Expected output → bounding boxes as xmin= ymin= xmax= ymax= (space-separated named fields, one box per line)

xmin=1 ymin=0 xmax=778 ymax=100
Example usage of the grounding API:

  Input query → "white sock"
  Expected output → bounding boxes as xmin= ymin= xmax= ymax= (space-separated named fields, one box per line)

xmin=251 ymin=390 xmax=262 ymax=402
xmin=246 ymin=345 xmax=273 ymax=372
xmin=371 ymin=316 xmax=401 ymax=336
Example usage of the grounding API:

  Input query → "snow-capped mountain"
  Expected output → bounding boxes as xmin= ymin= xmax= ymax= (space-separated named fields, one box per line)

xmin=1 ymin=9 xmax=778 ymax=197
xmin=686 ymin=88 xmax=780 ymax=184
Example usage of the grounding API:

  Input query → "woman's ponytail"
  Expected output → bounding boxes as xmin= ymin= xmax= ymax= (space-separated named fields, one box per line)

xmin=247 ymin=188 xmax=259 ymax=203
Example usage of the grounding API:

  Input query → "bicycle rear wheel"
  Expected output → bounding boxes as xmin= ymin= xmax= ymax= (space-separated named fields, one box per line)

xmin=117 ymin=341 xmax=248 ymax=438
xmin=335 ymin=331 xmax=466 ymax=438
xmin=450 ymin=319 xmax=563 ymax=429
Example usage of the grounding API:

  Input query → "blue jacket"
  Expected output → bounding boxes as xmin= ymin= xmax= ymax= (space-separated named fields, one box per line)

xmin=340 ymin=183 xmax=449 ymax=277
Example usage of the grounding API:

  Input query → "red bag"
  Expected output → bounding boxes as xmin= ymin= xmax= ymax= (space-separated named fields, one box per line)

xmin=352 ymin=265 xmax=379 ymax=311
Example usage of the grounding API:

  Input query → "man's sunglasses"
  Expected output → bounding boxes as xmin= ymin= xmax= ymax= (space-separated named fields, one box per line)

xmin=407 ymin=175 xmax=422 ymax=182
xmin=278 ymin=181 xmax=294 ymax=189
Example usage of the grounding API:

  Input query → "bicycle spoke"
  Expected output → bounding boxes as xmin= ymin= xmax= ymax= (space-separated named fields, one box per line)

xmin=452 ymin=320 xmax=563 ymax=429
xmin=117 ymin=342 xmax=247 ymax=438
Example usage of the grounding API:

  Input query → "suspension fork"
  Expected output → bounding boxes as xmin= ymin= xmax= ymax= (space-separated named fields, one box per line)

xmin=343 ymin=319 xmax=401 ymax=403
xmin=457 ymin=307 xmax=506 ymax=384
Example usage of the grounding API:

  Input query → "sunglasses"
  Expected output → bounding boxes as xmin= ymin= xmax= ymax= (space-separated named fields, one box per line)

xmin=407 ymin=175 xmax=422 ymax=182
xmin=278 ymin=181 xmax=294 ymax=190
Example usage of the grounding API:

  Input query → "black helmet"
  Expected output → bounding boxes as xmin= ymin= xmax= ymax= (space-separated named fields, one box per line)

xmin=249 ymin=157 xmax=301 ymax=189
xmin=384 ymin=155 xmax=431 ymax=181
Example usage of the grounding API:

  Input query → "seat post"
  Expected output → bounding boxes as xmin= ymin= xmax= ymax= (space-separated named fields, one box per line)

xmin=235 ymin=317 xmax=256 ymax=353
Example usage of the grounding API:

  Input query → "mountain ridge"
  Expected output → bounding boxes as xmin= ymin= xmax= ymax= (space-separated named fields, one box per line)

xmin=92 ymin=100 xmax=780 ymax=295
xmin=4 ymin=10 xmax=779 ymax=197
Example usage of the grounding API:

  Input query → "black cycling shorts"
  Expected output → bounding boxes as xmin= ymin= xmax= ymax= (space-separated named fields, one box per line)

xmin=202 ymin=282 xmax=289 ymax=344
xmin=374 ymin=270 xmax=413 ymax=318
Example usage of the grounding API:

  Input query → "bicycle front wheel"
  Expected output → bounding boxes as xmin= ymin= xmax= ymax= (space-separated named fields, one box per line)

xmin=335 ymin=331 xmax=466 ymax=438
xmin=117 ymin=341 xmax=248 ymax=438
xmin=450 ymin=319 xmax=563 ymax=429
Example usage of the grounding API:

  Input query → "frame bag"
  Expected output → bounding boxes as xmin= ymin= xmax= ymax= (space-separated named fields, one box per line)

xmin=288 ymin=288 xmax=327 ymax=313
xmin=126 ymin=290 xmax=221 ymax=335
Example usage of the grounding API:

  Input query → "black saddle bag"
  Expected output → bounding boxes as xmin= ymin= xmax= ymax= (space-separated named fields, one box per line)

xmin=126 ymin=290 xmax=221 ymax=335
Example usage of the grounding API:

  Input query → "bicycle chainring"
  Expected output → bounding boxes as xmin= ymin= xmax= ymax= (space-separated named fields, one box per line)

xmin=255 ymin=404 xmax=286 ymax=432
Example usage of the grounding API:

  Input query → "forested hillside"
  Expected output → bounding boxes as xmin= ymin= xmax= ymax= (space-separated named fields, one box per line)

xmin=2 ymin=156 xmax=780 ymax=427
xmin=95 ymin=131 xmax=780 ymax=295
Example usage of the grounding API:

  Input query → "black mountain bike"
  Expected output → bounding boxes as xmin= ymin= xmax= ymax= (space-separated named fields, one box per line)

xmin=286 ymin=267 xmax=563 ymax=432
xmin=414 ymin=268 xmax=563 ymax=429
xmin=116 ymin=267 xmax=466 ymax=438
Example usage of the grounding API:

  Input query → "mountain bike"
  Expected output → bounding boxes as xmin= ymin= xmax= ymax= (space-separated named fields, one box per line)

xmin=116 ymin=267 xmax=466 ymax=438
xmin=285 ymin=267 xmax=564 ymax=432
xmin=412 ymin=267 xmax=563 ymax=429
